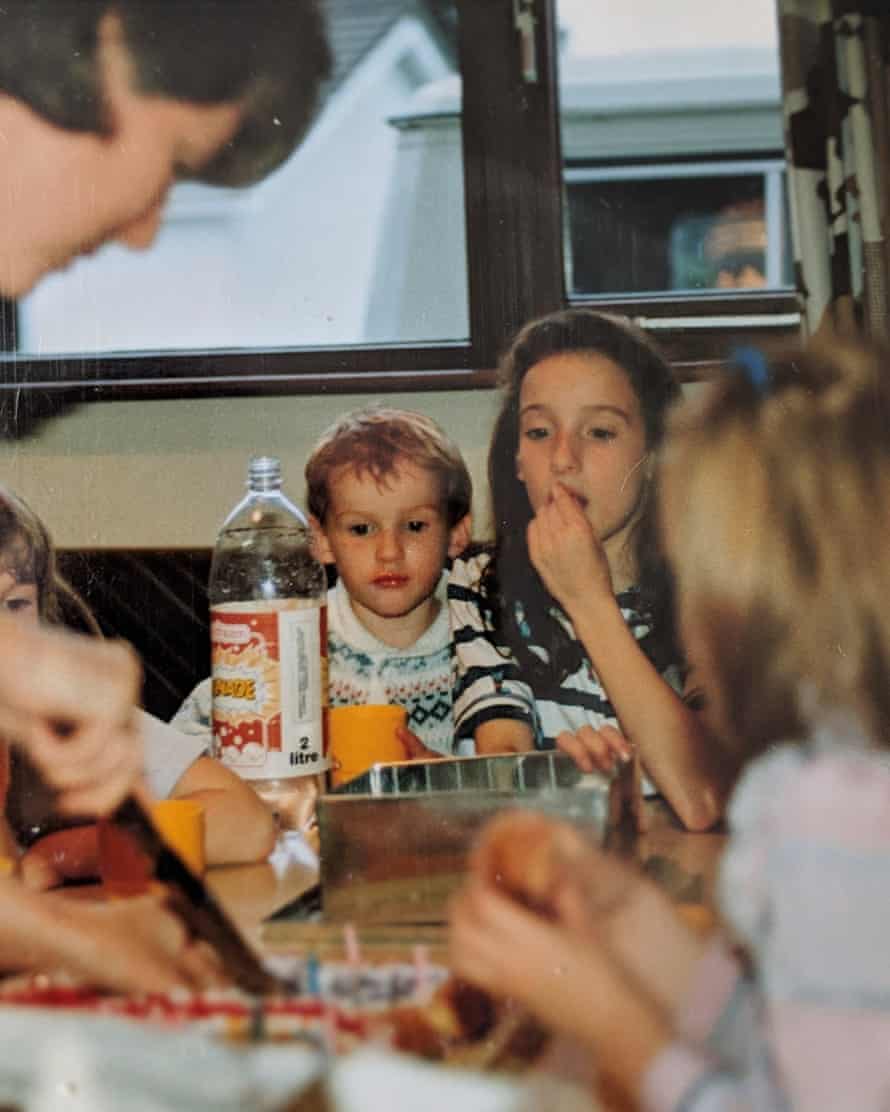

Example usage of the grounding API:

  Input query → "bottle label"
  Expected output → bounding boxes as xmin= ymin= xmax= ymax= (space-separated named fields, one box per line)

xmin=210 ymin=599 xmax=328 ymax=779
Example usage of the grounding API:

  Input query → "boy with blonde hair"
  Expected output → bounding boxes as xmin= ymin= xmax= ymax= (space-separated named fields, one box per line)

xmin=307 ymin=406 xmax=471 ymax=755
xmin=174 ymin=406 xmax=472 ymax=760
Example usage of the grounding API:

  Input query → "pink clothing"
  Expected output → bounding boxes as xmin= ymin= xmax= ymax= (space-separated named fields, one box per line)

xmin=643 ymin=724 xmax=890 ymax=1110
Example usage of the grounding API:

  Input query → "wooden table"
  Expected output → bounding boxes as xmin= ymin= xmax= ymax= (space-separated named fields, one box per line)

xmin=206 ymin=831 xmax=320 ymax=945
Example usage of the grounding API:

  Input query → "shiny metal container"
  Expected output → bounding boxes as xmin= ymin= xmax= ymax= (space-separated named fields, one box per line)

xmin=318 ymin=752 xmax=631 ymax=924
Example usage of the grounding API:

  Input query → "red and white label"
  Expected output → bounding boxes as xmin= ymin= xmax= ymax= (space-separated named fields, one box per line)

xmin=210 ymin=599 xmax=328 ymax=779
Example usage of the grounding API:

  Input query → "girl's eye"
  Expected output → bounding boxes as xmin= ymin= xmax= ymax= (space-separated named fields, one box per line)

xmin=586 ymin=426 xmax=617 ymax=441
xmin=406 ymin=520 xmax=430 ymax=533
xmin=4 ymin=598 xmax=33 ymax=613
xmin=523 ymin=426 xmax=551 ymax=441
xmin=347 ymin=523 xmax=372 ymax=537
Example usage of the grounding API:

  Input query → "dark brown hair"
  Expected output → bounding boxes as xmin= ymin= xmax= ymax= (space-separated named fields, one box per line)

xmin=305 ymin=405 xmax=472 ymax=528
xmin=0 ymin=485 xmax=99 ymax=634
xmin=0 ymin=1 xmax=332 ymax=187
xmin=484 ymin=308 xmax=681 ymax=686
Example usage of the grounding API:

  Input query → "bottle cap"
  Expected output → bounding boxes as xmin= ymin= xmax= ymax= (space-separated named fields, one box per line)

xmin=247 ymin=456 xmax=282 ymax=491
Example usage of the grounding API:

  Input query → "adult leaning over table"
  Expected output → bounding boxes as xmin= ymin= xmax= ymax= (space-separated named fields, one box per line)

xmin=0 ymin=0 xmax=330 ymax=992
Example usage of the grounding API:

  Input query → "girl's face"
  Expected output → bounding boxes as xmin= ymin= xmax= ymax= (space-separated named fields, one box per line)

xmin=516 ymin=351 xmax=649 ymax=545
xmin=0 ymin=570 xmax=38 ymax=625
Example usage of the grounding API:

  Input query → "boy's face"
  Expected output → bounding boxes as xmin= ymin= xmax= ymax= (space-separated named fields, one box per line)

xmin=314 ymin=461 xmax=466 ymax=634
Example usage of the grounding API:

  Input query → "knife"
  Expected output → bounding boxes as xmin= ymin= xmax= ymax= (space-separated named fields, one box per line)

xmin=110 ymin=794 xmax=287 ymax=995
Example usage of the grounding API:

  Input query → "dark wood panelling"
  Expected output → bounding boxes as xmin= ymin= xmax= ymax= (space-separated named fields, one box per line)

xmin=57 ymin=549 xmax=213 ymax=723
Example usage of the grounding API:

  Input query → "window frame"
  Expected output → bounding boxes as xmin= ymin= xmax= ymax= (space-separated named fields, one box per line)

xmin=0 ymin=0 xmax=798 ymax=416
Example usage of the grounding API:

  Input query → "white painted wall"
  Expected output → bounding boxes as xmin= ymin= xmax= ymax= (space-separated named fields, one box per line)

xmin=0 ymin=389 xmax=500 ymax=549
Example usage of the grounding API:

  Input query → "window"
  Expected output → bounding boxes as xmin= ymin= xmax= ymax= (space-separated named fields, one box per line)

xmin=567 ymin=163 xmax=792 ymax=295
xmin=555 ymin=0 xmax=798 ymax=371
xmin=0 ymin=0 xmax=797 ymax=410
xmin=17 ymin=1 xmax=468 ymax=355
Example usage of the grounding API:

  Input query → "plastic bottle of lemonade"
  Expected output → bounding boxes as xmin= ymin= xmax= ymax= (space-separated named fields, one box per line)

xmin=208 ymin=456 xmax=327 ymax=826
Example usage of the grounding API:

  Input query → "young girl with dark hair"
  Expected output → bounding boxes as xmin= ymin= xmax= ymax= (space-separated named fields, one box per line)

xmin=449 ymin=308 xmax=727 ymax=829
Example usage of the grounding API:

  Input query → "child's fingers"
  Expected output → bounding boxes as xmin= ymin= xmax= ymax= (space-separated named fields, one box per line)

xmin=18 ymin=849 xmax=61 ymax=892
xmin=396 ymin=725 xmax=439 ymax=761
xmin=556 ymin=726 xmax=624 ymax=774
xmin=556 ymin=730 xmax=597 ymax=773
xmin=551 ymin=482 xmax=589 ymax=526
xmin=470 ymin=810 xmax=588 ymax=914
xmin=597 ymin=724 xmax=634 ymax=763
xmin=52 ymin=730 xmax=143 ymax=816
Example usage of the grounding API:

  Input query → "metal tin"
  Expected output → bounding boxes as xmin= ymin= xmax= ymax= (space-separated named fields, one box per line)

xmin=318 ymin=752 xmax=630 ymax=924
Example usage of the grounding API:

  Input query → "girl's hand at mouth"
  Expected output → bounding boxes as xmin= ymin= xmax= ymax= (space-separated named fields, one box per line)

xmin=527 ymin=481 xmax=613 ymax=614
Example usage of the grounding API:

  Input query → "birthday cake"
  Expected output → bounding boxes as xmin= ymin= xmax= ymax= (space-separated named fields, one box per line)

xmin=0 ymin=953 xmax=497 ymax=1060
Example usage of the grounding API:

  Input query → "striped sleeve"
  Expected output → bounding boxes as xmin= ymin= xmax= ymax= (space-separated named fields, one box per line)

xmin=448 ymin=552 xmax=536 ymax=745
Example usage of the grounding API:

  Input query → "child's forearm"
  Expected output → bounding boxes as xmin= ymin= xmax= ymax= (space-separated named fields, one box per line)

xmin=170 ymin=756 xmax=278 ymax=864
xmin=570 ymin=598 xmax=729 ymax=830
xmin=474 ymin=718 xmax=535 ymax=756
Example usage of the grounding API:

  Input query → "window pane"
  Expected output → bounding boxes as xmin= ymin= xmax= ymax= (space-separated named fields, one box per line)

xmin=557 ymin=0 xmax=788 ymax=299
xmin=17 ymin=1 xmax=467 ymax=356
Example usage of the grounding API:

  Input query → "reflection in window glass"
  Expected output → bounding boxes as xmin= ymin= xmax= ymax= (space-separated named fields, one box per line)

xmin=18 ymin=1 xmax=467 ymax=356
xmin=557 ymin=0 xmax=788 ymax=299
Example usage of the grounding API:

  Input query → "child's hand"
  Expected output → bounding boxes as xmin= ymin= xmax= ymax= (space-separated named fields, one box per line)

xmin=470 ymin=809 xmax=590 ymax=915
xmin=526 ymin=482 xmax=613 ymax=614
xmin=19 ymin=825 xmax=101 ymax=891
xmin=469 ymin=810 xmax=639 ymax=930
xmin=449 ymin=873 xmax=672 ymax=1092
xmin=556 ymin=729 xmax=646 ymax=832
xmin=461 ymin=812 xmax=703 ymax=1019
xmin=556 ymin=724 xmax=632 ymax=775
xmin=0 ymin=622 xmax=143 ymax=817
xmin=397 ymin=725 xmax=442 ymax=762
xmin=450 ymin=875 xmax=613 ymax=1027
xmin=50 ymin=889 xmax=227 ymax=994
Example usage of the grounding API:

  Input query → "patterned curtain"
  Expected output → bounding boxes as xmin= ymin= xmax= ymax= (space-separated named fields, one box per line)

xmin=777 ymin=1 xmax=890 ymax=340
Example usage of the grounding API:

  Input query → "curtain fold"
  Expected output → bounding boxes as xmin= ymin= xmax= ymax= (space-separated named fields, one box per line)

xmin=777 ymin=1 xmax=890 ymax=340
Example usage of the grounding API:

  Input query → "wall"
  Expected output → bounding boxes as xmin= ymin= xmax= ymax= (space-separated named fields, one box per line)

xmin=0 ymin=389 xmax=500 ymax=549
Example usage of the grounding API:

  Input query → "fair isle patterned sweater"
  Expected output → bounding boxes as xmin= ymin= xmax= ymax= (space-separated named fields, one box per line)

xmin=172 ymin=578 xmax=455 ymax=756
xmin=325 ymin=577 xmax=454 ymax=755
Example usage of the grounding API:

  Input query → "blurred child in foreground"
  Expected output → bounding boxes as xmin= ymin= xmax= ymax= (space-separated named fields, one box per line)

xmin=0 ymin=487 xmax=276 ymax=893
xmin=451 ymin=339 xmax=890 ymax=1108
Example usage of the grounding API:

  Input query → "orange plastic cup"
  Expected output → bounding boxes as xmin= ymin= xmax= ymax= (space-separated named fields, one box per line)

xmin=151 ymin=799 xmax=206 ymax=877
xmin=99 ymin=799 xmax=206 ymax=897
xmin=327 ymin=705 xmax=408 ymax=787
